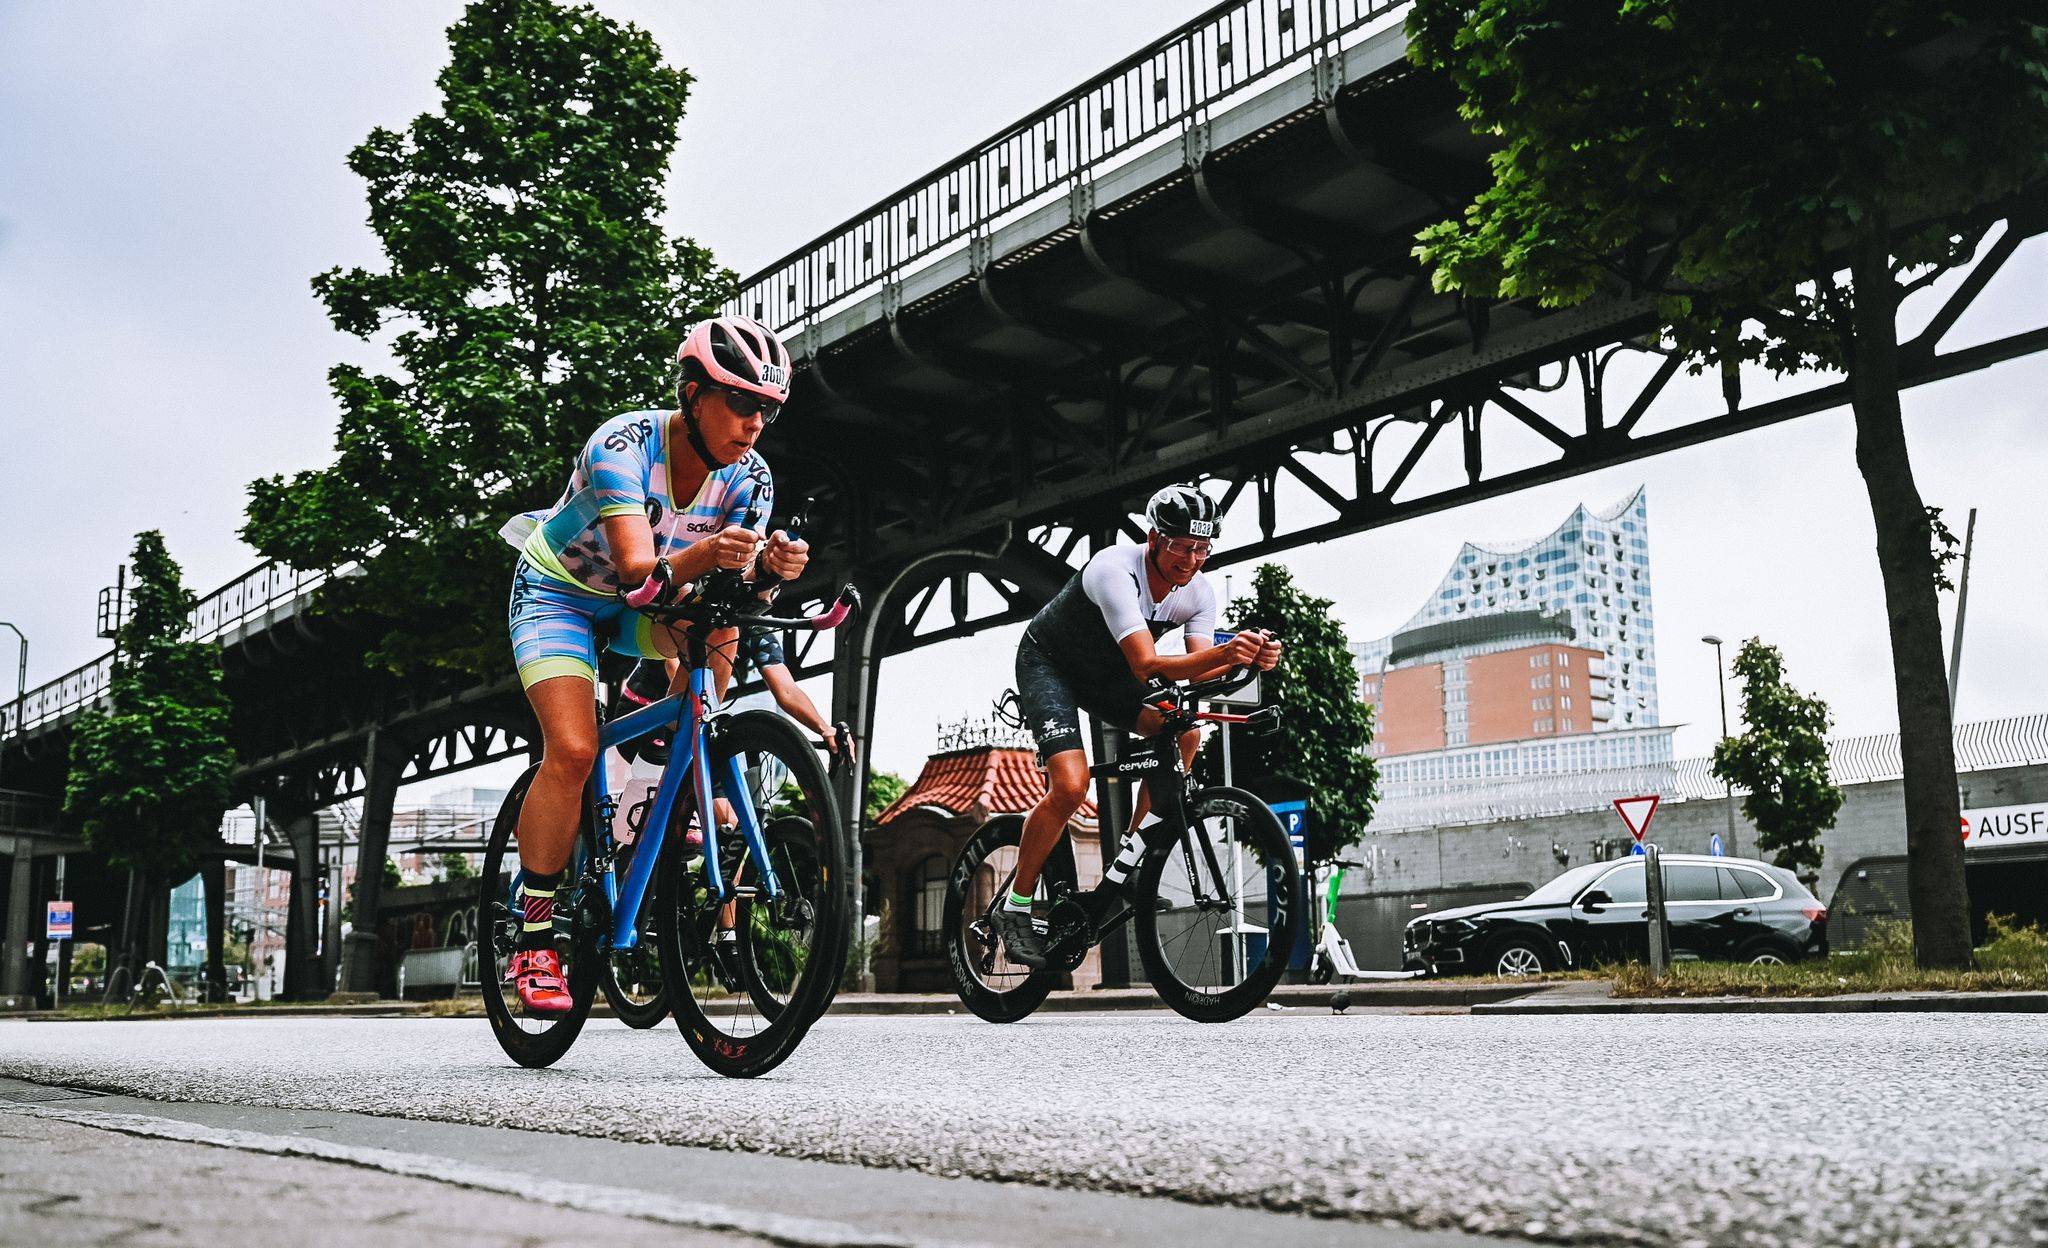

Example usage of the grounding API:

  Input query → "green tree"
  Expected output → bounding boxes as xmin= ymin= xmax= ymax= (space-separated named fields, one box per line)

xmin=243 ymin=0 xmax=732 ymax=679
xmin=66 ymin=532 xmax=237 ymax=970
xmin=1405 ymin=0 xmax=2046 ymax=967
xmin=1197 ymin=563 xmax=1378 ymax=865
xmin=865 ymin=771 xmax=910 ymax=827
xmin=440 ymin=852 xmax=477 ymax=881
xmin=1711 ymin=639 xmax=1844 ymax=878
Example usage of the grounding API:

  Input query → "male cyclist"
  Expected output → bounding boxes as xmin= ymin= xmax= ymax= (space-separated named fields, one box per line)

xmin=497 ymin=315 xmax=808 ymax=1014
xmin=996 ymin=485 xmax=1282 ymax=969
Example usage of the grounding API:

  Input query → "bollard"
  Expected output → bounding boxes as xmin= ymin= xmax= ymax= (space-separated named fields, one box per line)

xmin=1643 ymin=842 xmax=1671 ymax=977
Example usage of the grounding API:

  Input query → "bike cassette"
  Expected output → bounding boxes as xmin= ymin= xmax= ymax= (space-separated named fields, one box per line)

xmin=1040 ymin=896 xmax=1094 ymax=973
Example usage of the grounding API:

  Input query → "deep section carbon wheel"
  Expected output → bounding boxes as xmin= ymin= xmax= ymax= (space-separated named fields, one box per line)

xmin=479 ymin=765 xmax=600 ymax=1068
xmin=943 ymin=814 xmax=1079 ymax=1024
xmin=1133 ymin=786 xmax=1302 ymax=1023
xmin=658 ymin=711 xmax=848 ymax=1078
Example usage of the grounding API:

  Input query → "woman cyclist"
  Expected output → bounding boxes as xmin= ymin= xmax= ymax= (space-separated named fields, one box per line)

xmin=497 ymin=315 xmax=809 ymax=1014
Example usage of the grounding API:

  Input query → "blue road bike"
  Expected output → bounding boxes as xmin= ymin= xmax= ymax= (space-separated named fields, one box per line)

xmin=479 ymin=568 xmax=859 ymax=1078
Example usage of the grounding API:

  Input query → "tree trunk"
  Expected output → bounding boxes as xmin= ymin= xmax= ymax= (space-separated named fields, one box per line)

xmin=201 ymin=855 xmax=227 ymax=1003
xmin=1846 ymin=223 xmax=1972 ymax=969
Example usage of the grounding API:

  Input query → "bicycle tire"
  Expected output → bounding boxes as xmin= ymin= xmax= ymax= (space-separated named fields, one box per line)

xmin=659 ymin=711 xmax=848 ymax=1077
xmin=943 ymin=814 xmax=1078 ymax=1024
xmin=1133 ymin=786 xmax=1302 ymax=1023
xmin=597 ymin=894 xmax=668 ymax=1029
xmin=479 ymin=765 xmax=601 ymax=1068
xmin=733 ymin=816 xmax=830 ymax=1023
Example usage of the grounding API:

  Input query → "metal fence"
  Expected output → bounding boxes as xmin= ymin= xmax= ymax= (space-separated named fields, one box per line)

xmin=1370 ymin=713 xmax=2048 ymax=832
xmin=0 ymin=787 xmax=62 ymax=836
xmin=726 ymin=0 xmax=1409 ymax=335
xmin=1 ymin=558 xmax=339 ymax=741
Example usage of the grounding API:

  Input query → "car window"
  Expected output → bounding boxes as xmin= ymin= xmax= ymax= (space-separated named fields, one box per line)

xmin=1726 ymin=867 xmax=1777 ymax=899
xmin=1593 ymin=862 xmax=1645 ymax=903
xmin=1666 ymin=863 xmax=1722 ymax=902
xmin=1523 ymin=862 xmax=1610 ymax=905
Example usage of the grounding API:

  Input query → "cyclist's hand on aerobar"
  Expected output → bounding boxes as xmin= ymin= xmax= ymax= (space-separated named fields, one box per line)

xmin=1255 ymin=631 xmax=1283 ymax=671
xmin=1222 ymin=631 xmax=1265 ymax=668
xmin=759 ymin=530 xmax=809 ymax=582
xmin=706 ymin=524 xmax=763 ymax=571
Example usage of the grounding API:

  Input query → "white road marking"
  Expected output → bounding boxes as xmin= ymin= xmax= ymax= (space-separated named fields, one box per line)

xmin=0 ymin=1098 xmax=967 ymax=1248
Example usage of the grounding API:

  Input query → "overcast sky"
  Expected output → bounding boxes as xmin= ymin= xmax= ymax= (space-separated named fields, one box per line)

xmin=2 ymin=2 xmax=2043 ymax=798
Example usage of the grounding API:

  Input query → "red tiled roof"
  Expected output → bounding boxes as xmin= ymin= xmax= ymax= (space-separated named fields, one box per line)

xmin=874 ymin=746 xmax=1098 ymax=827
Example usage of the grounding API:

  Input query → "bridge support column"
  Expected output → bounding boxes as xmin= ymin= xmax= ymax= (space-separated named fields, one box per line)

xmin=342 ymin=730 xmax=407 ymax=996
xmin=831 ymin=584 xmax=885 ymax=992
xmin=281 ymin=811 xmax=323 ymax=1000
xmin=1087 ymin=718 xmax=1135 ymax=989
xmin=0 ymin=842 xmax=33 ymax=1008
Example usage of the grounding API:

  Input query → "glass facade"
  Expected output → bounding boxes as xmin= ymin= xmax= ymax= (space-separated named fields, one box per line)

xmin=1354 ymin=486 xmax=1659 ymax=732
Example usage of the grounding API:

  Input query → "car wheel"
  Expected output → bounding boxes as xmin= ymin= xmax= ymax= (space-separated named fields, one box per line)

xmin=1739 ymin=938 xmax=1799 ymax=966
xmin=1490 ymin=937 xmax=1550 ymax=977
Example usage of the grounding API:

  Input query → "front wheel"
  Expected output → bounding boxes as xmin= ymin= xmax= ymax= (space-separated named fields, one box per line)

xmin=659 ymin=711 xmax=848 ymax=1078
xmin=1133 ymin=787 xmax=1302 ymax=1023
xmin=479 ymin=766 xmax=600 ymax=1068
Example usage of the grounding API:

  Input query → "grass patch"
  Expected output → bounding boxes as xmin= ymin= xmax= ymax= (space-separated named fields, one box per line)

xmin=1612 ymin=916 xmax=2048 ymax=997
xmin=422 ymin=996 xmax=487 ymax=1018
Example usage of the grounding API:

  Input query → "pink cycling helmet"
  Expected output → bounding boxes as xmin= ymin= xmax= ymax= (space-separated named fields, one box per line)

xmin=676 ymin=315 xmax=792 ymax=406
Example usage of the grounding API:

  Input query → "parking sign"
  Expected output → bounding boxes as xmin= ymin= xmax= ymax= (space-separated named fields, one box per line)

xmin=46 ymin=900 xmax=73 ymax=941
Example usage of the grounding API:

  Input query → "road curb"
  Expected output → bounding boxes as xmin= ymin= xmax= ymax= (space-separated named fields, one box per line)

xmin=1473 ymin=988 xmax=2048 ymax=1015
xmin=826 ymin=982 xmax=1539 ymax=1014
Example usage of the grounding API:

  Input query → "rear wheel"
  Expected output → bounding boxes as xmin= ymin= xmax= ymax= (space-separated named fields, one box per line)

xmin=1738 ymin=937 xmax=1799 ymax=966
xmin=659 ymin=711 xmax=848 ymax=1078
xmin=1133 ymin=787 xmax=1302 ymax=1023
xmin=598 ymin=888 xmax=667 ymax=1029
xmin=479 ymin=766 xmax=600 ymax=1068
xmin=944 ymin=815 xmax=1077 ymax=1023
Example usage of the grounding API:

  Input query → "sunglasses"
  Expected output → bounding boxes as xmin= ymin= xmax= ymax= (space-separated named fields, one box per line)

xmin=1158 ymin=536 xmax=1213 ymax=559
xmin=717 ymin=386 xmax=782 ymax=425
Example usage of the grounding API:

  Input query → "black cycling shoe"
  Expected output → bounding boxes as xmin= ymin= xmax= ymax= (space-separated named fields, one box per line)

xmin=1074 ymin=884 xmax=1132 ymax=934
xmin=990 ymin=907 xmax=1048 ymax=971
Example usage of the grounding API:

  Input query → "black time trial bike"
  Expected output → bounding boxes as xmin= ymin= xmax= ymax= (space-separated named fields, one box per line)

xmin=943 ymin=667 xmax=1302 ymax=1024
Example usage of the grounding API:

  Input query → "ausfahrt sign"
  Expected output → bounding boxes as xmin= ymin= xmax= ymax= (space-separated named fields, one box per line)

xmin=1962 ymin=802 xmax=2048 ymax=851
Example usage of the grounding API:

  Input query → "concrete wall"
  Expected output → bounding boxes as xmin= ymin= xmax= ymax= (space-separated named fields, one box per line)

xmin=1337 ymin=761 xmax=2048 ymax=969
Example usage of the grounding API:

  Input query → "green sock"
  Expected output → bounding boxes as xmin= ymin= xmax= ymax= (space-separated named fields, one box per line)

xmin=1004 ymin=889 xmax=1033 ymax=912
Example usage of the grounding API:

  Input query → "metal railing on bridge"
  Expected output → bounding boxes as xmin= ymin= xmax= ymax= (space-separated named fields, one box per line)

xmin=1369 ymin=712 xmax=2048 ymax=832
xmin=726 ymin=0 xmax=1410 ymax=335
xmin=0 ymin=788 xmax=62 ymax=836
xmin=2 ymin=559 xmax=339 ymax=741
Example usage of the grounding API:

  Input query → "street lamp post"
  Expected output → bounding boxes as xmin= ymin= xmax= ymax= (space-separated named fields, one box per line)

xmin=1702 ymin=634 xmax=1738 ymax=858
xmin=0 ymin=622 xmax=25 ymax=790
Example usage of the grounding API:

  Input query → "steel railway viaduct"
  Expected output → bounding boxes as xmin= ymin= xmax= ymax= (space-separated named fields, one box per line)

xmin=3 ymin=0 xmax=2043 ymax=998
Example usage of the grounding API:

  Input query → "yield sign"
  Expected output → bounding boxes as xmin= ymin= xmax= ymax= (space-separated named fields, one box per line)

xmin=1614 ymin=795 xmax=1661 ymax=842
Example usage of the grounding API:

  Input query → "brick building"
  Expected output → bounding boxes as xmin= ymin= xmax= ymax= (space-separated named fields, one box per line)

xmin=862 ymin=719 xmax=1100 ymax=993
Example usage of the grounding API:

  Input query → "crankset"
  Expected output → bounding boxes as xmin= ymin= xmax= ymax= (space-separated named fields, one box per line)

xmin=1040 ymin=895 xmax=1096 ymax=974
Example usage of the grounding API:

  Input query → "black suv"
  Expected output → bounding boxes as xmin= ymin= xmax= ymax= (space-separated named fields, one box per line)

xmin=1403 ymin=855 xmax=1828 ymax=977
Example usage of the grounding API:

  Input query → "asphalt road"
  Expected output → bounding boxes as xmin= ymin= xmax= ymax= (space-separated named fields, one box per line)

xmin=2 ymin=1010 xmax=2043 ymax=1247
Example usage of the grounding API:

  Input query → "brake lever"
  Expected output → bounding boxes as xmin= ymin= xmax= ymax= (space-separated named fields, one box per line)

xmin=748 ymin=494 xmax=814 ymax=598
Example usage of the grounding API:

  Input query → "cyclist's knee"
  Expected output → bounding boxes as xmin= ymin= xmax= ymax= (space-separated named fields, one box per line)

xmin=1042 ymin=752 xmax=1091 ymax=811
xmin=541 ymin=732 xmax=599 ymax=778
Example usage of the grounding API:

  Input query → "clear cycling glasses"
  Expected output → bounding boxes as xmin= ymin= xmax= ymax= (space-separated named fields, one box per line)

xmin=1159 ymin=536 xmax=1213 ymax=560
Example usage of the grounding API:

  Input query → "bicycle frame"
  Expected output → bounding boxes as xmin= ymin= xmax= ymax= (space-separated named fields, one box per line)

xmin=588 ymin=644 xmax=784 ymax=953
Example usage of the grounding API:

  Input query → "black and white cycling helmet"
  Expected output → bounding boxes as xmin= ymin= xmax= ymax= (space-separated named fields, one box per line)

xmin=1145 ymin=484 xmax=1221 ymax=540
